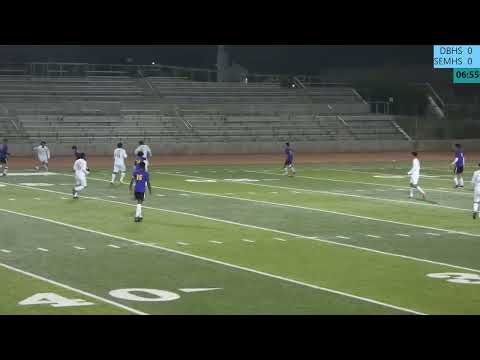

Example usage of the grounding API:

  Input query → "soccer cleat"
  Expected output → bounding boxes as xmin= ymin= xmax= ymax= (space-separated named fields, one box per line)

xmin=134 ymin=217 xmax=140 ymax=223
xmin=473 ymin=212 xmax=477 ymax=220
xmin=422 ymin=194 xmax=426 ymax=200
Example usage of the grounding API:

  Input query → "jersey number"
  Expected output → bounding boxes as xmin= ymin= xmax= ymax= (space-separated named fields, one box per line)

xmin=136 ymin=175 xmax=143 ymax=181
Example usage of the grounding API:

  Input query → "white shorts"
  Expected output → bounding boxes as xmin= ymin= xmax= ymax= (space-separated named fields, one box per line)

xmin=113 ymin=164 xmax=126 ymax=173
xmin=38 ymin=157 xmax=49 ymax=164
xmin=474 ymin=191 xmax=480 ymax=203
xmin=410 ymin=174 xmax=420 ymax=186
xmin=75 ymin=175 xmax=87 ymax=187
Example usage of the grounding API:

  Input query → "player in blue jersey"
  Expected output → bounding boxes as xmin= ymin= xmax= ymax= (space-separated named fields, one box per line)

xmin=129 ymin=162 xmax=152 ymax=223
xmin=134 ymin=151 xmax=147 ymax=171
xmin=451 ymin=143 xmax=465 ymax=188
xmin=283 ymin=142 xmax=296 ymax=177
xmin=0 ymin=138 xmax=10 ymax=176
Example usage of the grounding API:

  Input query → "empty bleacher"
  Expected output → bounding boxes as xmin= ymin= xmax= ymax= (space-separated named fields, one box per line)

xmin=0 ymin=71 xmax=410 ymax=144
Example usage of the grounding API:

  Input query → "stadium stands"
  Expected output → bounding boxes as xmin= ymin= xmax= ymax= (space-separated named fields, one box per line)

xmin=0 ymin=70 xmax=410 ymax=145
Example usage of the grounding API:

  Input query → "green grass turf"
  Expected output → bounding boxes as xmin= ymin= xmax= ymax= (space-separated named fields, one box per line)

xmin=1 ymin=160 xmax=480 ymax=314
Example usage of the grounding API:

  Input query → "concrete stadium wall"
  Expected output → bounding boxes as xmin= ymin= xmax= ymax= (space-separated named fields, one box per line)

xmin=7 ymin=139 xmax=480 ymax=156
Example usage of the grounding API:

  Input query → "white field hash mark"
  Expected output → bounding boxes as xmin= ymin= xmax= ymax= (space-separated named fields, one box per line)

xmin=366 ymin=235 xmax=382 ymax=239
xmin=209 ymin=241 xmax=223 ymax=244
xmin=108 ymin=244 xmax=121 ymax=249
xmin=1 ymin=249 xmax=11 ymax=253
xmin=0 ymin=208 xmax=425 ymax=315
xmin=274 ymin=237 xmax=287 ymax=242
xmin=426 ymin=233 xmax=441 ymax=236
xmin=336 ymin=236 xmax=351 ymax=240
xmin=74 ymin=246 xmax=86 ymax=250
xmin=37 ymin=248 xmax=49 ymax=252
xmin=396 ymin=234 xmax=411 ymax=237
xmin=242 ymin=239 xmax=255 ymax=243
xmin=176 ymin=242 xmax=189 ymax=246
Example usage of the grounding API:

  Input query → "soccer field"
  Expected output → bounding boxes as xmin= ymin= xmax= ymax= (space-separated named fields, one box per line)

xmin=1 ymin=159 xmax=480 ymax=315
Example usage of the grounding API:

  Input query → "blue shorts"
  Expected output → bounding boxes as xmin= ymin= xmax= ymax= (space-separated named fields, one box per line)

xmin=454 ymin=166 xmax=464 ymax=174
xmin=134 ymin=192 xmax=145 ymax=201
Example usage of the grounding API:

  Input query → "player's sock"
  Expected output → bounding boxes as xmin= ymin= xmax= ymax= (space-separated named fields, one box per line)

xmin=454 ymin=177 xmax=459 ymax=186
xmin=111 ymin=173 xmax=116 ymax=183
xmin=409 ymin=188 xmax=415 ymax=198
xmin=460 ymin=177 xmax=464 ymax=187
xmin=474 ymin=202 xmax=479 ymax=213
xmin=74 ymin=185 xmax=85 ymax=193
xmin=136 ymin=204 xmax=142 ymax=218
xmin=120 ymin=172 xmax=126 ymax=183
xmin=3 ymin=166 xmax=7 ymax=175
xmin=417 ymin=186 xmax=425 ymax=196
xmin=291 ymin=166 xmax=296 ymax=174
xmin=284 ymin=167 xmax=288 ymax=175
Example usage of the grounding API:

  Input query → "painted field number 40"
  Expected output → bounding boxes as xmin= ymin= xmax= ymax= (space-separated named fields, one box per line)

xmin=19 ymin=293 xmax=94 ymax=308
xmin=427 ymin=273 xmax=480 ymax=284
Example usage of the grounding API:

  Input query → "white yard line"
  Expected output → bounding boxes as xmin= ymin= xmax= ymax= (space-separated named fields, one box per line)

xmin=246 ymin=169 xmax=471 ymax=197
xmin=310 ymin=168 xmax=453 ymax=182
xmin=3 ymin=183 xmax=480 ymax=278
xmin=0 ymin=207 xmax=424 ymax=315
xmin=0 ymin=261 xmax=147 ymax=315
xmin=158 ymin=172 xmax=471 ymax=213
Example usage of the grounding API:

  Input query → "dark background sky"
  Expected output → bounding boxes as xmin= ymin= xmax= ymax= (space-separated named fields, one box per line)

xmin=0 ymin=45 xmax=433 ymax=74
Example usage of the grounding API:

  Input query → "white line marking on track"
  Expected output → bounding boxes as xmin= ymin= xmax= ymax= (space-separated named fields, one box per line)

xmin=74 ymin=246 xmax=86 ymax=250
xmin=336 ymin=236 xmax=351 ymax=240
xmin=1 ymin=249 xmax=11 ymax=253
xmin=0 ymin=208 xmax=424 ymax=315
xmin=0 ymin=261 xmax=147 ymax=315
xmin=176 ymin=242 xmax=189 ymax=246
xmin=108 ymin=244 xmax=120 ymax=249
xmin=179 ymin=288 xmax=221 ymax=293
xmin=396 ymin=234 xmax=411 ymax=237
xmin=366 ymin=235 xmax=382 ymax=239
xmin=273 ymin=237 xmax=287 ymax=242
xmin=241 ymin=239 xmax=255 ymax=243
xmin=37 ymin=248 xmax=49 ymax=252
xmin=209 ymin=241 xmax=223 ymax=244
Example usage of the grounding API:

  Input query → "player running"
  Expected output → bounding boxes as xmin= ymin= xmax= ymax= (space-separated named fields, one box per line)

xmin=72 ymin=153 xmax=90 ymax=199
xmin=129 ymin=161 xmax=152 ymax=223
xmin=33 ymin=141 xmax=50 ymax=171
xmin=283 ymin=142 xmax=296 ymax=176
xmin=451 ymin=143 xmax=465 ymax=189
xmin=134 ymin=140 xmax=152 ymax=171
xmin=111 ymin=143 xmax=128 ymax=184
xmin=0 ymin=138 xmax=10 ymax=176
xmin=408 ymin=151 xmax=426 ymax=200
xmin=472 ymin=163 xmax=480 ymax=219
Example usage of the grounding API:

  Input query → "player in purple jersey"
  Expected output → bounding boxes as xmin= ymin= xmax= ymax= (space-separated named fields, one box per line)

xmin=0 ymin=138 xmax=10 ymax=176
xmin=134 ymin=151 xmax=147 ymax=171
xmin=451 ymin=143 xmax=465 ymax=188
xmin=283 ymin=142 xmax=296 ymax=177
xmin=129 ymin=162 xmax=152 ymax=223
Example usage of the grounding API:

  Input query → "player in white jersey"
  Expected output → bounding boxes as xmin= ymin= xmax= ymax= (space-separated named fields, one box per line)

xmin=407 ymin=152 xmax=426 ymax=200
xmin=134 ymin=140 xmax=152 ymax=171
xmin=72 ymin=153 xmax=89 ymax=199
xmin=111 ymin=142 xmax=128 ymax=184
xmin=471 ymin=163 xmax=480 ymax=219
xmin=33 ymin=141 xmax=50 ymax=171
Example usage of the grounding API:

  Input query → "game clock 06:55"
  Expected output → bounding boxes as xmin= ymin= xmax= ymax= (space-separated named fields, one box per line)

xmin=453 ymin=68 xmax=480 ymax=83
xmin=456 ymin=70 xmax=480 ymax=79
